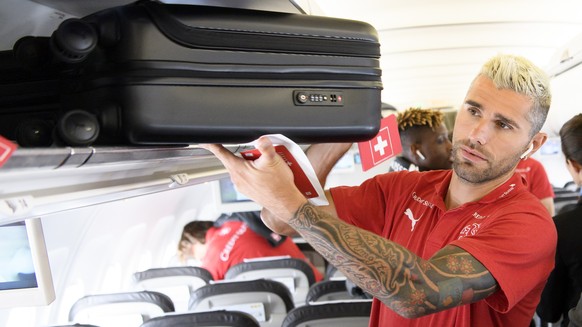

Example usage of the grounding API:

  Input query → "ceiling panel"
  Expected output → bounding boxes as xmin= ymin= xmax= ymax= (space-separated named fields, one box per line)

xmin=313 ymin=0 xmax=582 ymax=109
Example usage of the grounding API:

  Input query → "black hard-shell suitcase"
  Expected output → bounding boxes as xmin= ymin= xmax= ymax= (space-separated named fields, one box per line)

xmin=0 ymin=49 xmax=64 ymax=147
xmin=11 ymin=0 xmax=383 ymax=146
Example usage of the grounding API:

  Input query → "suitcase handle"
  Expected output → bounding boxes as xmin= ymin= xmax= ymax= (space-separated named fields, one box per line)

xmin=138 ymin=0 xmax=380 ymax=58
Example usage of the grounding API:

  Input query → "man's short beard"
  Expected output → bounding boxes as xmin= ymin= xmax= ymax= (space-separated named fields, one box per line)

xmin=451 ymin=141 xmax=521 ymax=185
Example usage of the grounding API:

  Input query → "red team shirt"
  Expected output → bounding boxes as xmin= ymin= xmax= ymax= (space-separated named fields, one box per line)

xmin=200 ymin=220 xmax=323 ymax=281
xmin=515 ymin=158 xmax=555 ymax=200
xmin=330 ymin=170 xmax=556 ymax=327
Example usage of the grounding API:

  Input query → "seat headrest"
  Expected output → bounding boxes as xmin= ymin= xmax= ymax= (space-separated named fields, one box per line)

xmin=140 ymin=310 xmax=260 ymax=327
xmin=68 ymin=290 xmax=174 ymax=322
xmin=188 ymin=279 xmax=294 ymax=312
xmin=132 ymin=266 xmax=213 ymax=283
xmin=225 ymin=258 xmax=316 ymax=286
xmin=281 ymin=300 xmax=372 ymax=327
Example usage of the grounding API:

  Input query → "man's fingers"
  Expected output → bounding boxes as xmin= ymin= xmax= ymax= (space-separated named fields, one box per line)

xmin=198 ymin=143 xmax=222 ymax=154
xmin=255 ymin=136 xmax=278 ymax=161
xmin=199 ymin=143 xmax=239 ymax=169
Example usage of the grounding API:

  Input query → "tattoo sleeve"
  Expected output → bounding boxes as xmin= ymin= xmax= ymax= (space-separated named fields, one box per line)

xmin=289 ymin=203 xmax=498 ymax=318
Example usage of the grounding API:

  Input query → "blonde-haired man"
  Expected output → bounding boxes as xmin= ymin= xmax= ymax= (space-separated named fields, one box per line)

xmin=203 ymin=54 xmax=556 ymax=327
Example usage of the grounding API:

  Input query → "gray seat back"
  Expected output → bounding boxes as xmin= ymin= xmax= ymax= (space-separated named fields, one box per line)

xmin=139 ymin=310 xmax=260 ymax=327
xmin=132 ymin=266 xmax=213 ymax=312
xmin=282 ymin=300 xmax=373 ymax=327
xmin=68 ymin=291 xmax=174 ymax=327
xmin=189 ymin=279 xmax=294 ymax=327
xmin=225 ymin=258 xmax=315 ymax=306
xmin=305 ymin=280 xmax=354 ymax=303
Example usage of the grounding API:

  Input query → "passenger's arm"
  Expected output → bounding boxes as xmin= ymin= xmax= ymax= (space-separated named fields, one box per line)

xmin=260 ymin=208 xmax=296 ymax=235
xmin=202 ymin=139 xmax=498 ymax=318
xmin=540 ymin=197 xmax=555 ymax=216
xmin=305 ymin=143 xmax=352 ymax=186
xmin=260 ymin=190 xmax=338 ymax=236
xmin=289 ymin=202 xmax=498 ymax=318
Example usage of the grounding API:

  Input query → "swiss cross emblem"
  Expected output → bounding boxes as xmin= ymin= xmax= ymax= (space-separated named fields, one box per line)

xmin=371 ymin=129 xmax=393 ymax=163
xmin=0 ymin=135 xmax=17 ymax=168
xmin=357 ymin=115 xmax=402 ymax=171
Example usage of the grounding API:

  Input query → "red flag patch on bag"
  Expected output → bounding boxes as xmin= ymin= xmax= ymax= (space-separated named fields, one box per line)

xmin=0 ymin=135 xmax=17 ymax=168
xmin=357 ymin=114 xmax=402 ymax=171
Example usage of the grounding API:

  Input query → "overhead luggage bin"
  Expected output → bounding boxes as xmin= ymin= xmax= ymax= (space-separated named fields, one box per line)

xmin=6 ymin=0 xmax=383 ymax=147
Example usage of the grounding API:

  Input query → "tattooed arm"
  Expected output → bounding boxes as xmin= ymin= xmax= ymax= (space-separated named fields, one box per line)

xmin=291 ymin=202 xmax=499 ymax=318
xmin=201 ymin=139 xmax=497 ymax=318
xmin=260 ymin=189 xmax=339 ymax=236
xmin=261 ymin=142 xmax=349 ymax=236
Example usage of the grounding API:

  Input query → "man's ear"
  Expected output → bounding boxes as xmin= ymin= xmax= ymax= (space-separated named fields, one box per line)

xmin=527 ymin=132 xmax=548 ymax=157
xmin=567 ymin=159 xmax=582 ymax=174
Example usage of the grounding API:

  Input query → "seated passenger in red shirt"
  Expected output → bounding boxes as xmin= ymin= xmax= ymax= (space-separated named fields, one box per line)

xmin=178 ymin=211 xmax=323 ymax=281
xmin=515 ymin=157 xmax=556 ymax=215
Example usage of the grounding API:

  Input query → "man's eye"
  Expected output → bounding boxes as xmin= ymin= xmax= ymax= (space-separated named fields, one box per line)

xmin=468 ymin=107 xmax=479 ymax=116
xmin=497 ymin=121 xmax=511 ymax=129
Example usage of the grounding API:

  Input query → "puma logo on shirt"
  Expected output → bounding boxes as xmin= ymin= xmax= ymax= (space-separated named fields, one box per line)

xmin=404 ymin=208 xmax=422 ymax=231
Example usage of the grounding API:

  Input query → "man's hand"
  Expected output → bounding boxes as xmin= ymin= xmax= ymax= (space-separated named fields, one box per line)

xmin=201 ymin=137 xmax=308 ymax=222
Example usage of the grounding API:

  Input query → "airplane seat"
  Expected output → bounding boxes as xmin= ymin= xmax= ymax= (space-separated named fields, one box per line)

xmin=132 ymin=266 xmax=213 ymax=312
xmin=553 ymin=184 xmax=580 ymax=215
xmin=68 ymin=290 xmax=174 ymax=327
xmin=138 ymin=310 xmax=260 ymax=327
xmin=305 ymin=280 xmax=353 ymax=303
xmin=320 ymin=265 xmax=371 ymax=301
xmin=224 ymin=257 xmax=316 ymax=306
xmin=345 ymin=278 xmax=373 ymax=300
xmin=281 ymin=300 xmax=373 ymax=327
xmin=324 ymin=264 xmax=345 ymax=280
xmin=563 ymin=181 xmax=579 ymax=192
xmin=188 ymin=279 xmax=294 ymax=327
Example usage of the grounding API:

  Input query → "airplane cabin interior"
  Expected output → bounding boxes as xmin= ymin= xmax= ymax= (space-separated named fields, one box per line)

xmin=0 ymin=0 xmax=581 ymax=326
